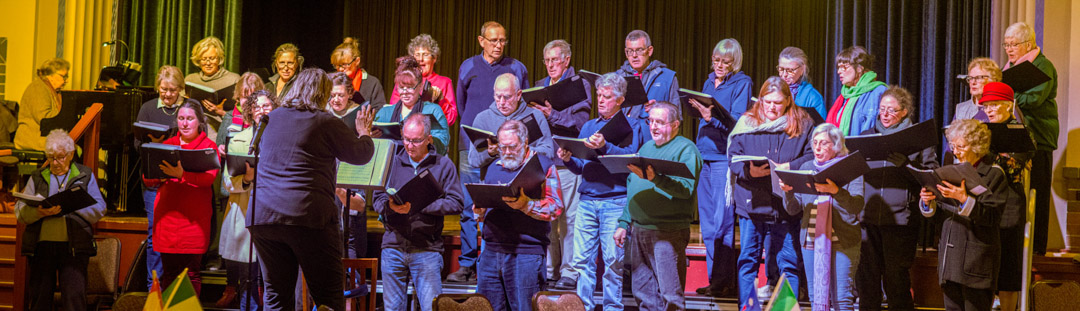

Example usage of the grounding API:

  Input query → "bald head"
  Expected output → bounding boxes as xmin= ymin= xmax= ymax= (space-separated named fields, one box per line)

xmin=494 ymin=73 xmax=520 ymax=93
xmin=493 ymin=73 xmax=522 ymax=116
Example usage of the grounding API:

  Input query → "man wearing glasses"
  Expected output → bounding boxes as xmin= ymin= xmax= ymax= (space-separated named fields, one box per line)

xmin=616 ymin=30 xmax=681 ymax=121
xmin=449 ymin=21 xmax=531 ymax=283
xmin=529 ymin=39 xmax=592 ymax=290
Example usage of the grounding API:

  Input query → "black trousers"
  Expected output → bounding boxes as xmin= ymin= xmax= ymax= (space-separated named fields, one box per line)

xmin=1032 ymin=150 xmax=1052 ymax=254
xmin=28 ymin=241 xmax=89 ymax=311
xmin=942 ymin=281 xmax=993 ymax=311
xmin=856 ymin=223 xmax=919 ymax=311
xmin=252 ymin=224 xmax=345 ymax=311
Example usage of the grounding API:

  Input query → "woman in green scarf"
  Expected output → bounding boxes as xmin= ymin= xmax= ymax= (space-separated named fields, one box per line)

xmin=826 ymin=46 xmax=887 ymax=136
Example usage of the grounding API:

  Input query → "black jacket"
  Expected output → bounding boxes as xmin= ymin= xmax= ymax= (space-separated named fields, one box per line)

xmin=729 ymin=121 xmax=814 ymax=222
xmin=21 ymin=163 xmax=106 ymax=256
xmin=859 ymin=127 xmax=939 ymax=226
xmin=924 ymin=155 xmax=1006 ymax=290
xmin=373 ymin=149 xmax=464 ymax=252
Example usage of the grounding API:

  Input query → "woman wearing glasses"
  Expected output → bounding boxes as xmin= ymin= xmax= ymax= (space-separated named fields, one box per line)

xmin=390 ymin=34 xmax=457 ymax=126
xmin=331 ymin=37 xmax=387 ymax=113
xmin=360 ymin=56 xmax=449 ymax=155
xmin=855 ymin=86 xmax=938 ymax=311
xmin=185 ymin=36 xmax=241 ymax=119
xmin=14 ymin=58 xmax=70 ymax=151
xmin=266 ymin=43 xmax=304 ymax=99
xmin=826 ymin=46 xmax=887 ymax=136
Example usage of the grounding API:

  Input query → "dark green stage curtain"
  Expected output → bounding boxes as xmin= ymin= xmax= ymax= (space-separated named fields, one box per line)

xmin=118 ymin=0 xmax=243 ymax=86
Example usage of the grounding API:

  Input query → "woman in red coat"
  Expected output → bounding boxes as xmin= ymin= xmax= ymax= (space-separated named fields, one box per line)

xmin=143 ymin=100 xmax=218 ymax=294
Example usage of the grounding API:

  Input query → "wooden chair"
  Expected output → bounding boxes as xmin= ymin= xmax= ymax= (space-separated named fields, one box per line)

xmin=531 ymin=291 xmax=585 ymax=311
xmin=433 ymin=294 xmax=493 ymax=311
xmin=86 ymin=236 xmax=122 ymax=310
xmin=1031 ymin=280 xmax=1080 ymax=311
xmin=344 ymin=258 xmax=378 ymax=311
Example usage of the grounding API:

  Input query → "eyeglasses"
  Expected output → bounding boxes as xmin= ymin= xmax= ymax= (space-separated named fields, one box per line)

xmin=199 ymin=57 xmax=220 ymax=64
xmin=483 ymin=37 xmax=509 ymax=46
xmin=879 ymin=107 xmax=904 ymax=115
xmin=983 ymin=102 xmax=1012 ymax=111
xmin=646 ymin=118 xmax=673 ymax=127
xmin=1003 ymin=40 xmax=1029 ymax=50
xmin=625 ymin=47 xmax=648 ymax=56
xmin=403 ymin=137 xmax=427 ymax=145
xmin=335 ymin=58 xmax=358 ymax=71
xmin=712 ymin=58 xmax=734 ymax=67
xmin=949 ymin=143 xmax=971 ymax=151
xmin=159 ymin=87 xmax=180 ymax=94
xmin=276 ymin=60 xmax=297 ymax=68
xmin=330 ymin=92 xmax=350 ymax=99
xmin=812 ymin=140 xmax=835 ymax=148
xmin=397 ymin=84 xmax=419 ymax=94
xmin=46 ymin=153 xmax=68 ymax=161
xmin=543 ymin=57 xmax=565 ymax=65
xmin=413 ymin=52 xmax=434 ymax=60
xmin=497 ymin=143 xmax=522 ymax=152
xmin=965 ymin=75 xmax=991 ymax=83
xmin=777 ymin=65 xmax=802 ymax=75
xmin=836 ymin=63 xmax=853 ymax=72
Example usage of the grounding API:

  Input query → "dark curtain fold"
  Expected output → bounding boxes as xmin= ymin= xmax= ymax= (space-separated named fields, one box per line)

xmin=118 ymin=0 xmax=243 ymax=85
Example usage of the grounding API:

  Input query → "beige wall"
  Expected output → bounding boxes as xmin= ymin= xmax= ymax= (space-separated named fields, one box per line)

xmin=1044 ymin=0 xmax=1079 ymax=251
xmin=0 ymin=0 xmax=49 ymax=102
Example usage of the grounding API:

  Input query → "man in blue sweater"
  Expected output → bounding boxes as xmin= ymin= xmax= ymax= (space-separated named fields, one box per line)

xmin=530 ymin=39 xmax=592 ymax=289
xmin=449 ymin=21 xmax=530 ymax=283
xmin=556 ymin=72 xmax=647 ymax=311
xmin=475 ymin=120 xmax=564 ymax=311
xmin=616 ymin=30 xmax=681 ymax=121
xmin=372 ymin=113 xmax=465 ymax=311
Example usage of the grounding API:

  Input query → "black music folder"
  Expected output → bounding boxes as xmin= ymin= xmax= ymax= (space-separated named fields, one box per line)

xmin=140 ymin=143 xmax=220 ymax=179
xmin=553 ymin=136 xmax=599 ymax=161
xmin=372 ymin=122 xmax=403 ymax=140
xmin=578 ymin=70 xmax=601 ymax=85
xmin=387 ymin=169 xmax=444 ymax=212
xmin=225 ymin=153 xmax=257 ymax=177
xmin=462 ymin=117 xmax=543 ymax=151
xmin=1001 ymin=61 xmax=1052 ymax=93
xmin=802 ymin=106 xmax=825 ymax=125
xmin=596 ymin=111 xmax=634 ymax=147
xmin=185 ymin=82 xmax=236 ymax=111
xmin=14 ymin=185 xmax=98 ymax=215
xmin=351 ymin=91 xmax=366 ymax=105
xmin=597 ymin=154 xmax=694 ymax=179
xmin=985 ymin=122 xmax=1036 ymax=154
xmin=679 ymin=88 xmax=736 ymax=129
xmin=906 ymin=163 xmax=989 ymax=204
xmin=465 ymin=155 xmax=545 ymax=209
xmin=773 ymin=151 xmax=871 ymax=194
xmin=132 ymin=121 xmax=173 ymax=141
xmin=846 ymin=119 xmax=938 ymax=161
xmin=522 ymin=76 xmax=589 ymax=111
xmin=519 ymin=114 xmax=546 ymax=145
xmin=729 ymin=155 xmax=771 ymax=166
xmin=580 ymin=70 xmax=647 ymax=108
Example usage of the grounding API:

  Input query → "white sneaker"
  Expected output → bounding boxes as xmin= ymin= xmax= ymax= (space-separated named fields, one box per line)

xmin=757 ymin=285 xmax=774 ymax=301
xmin=992 ymin=296 xmax=1001 ymax=310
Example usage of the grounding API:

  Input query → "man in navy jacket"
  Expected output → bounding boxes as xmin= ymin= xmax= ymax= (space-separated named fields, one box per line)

xmin=616 ymin=30 xmax=681 ymax=121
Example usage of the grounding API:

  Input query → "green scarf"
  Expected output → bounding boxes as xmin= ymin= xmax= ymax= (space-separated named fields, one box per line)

xmin=838 ymin=71 xmax=887 ymax=135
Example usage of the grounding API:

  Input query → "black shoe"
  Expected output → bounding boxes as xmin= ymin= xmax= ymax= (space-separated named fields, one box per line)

xmin=446 ymin=266 xmax=476 ymax=283
xmin=696 ymin=284 xmax=735 ymax=298
xmin=553 ymin=277 xmax=576 ymax=290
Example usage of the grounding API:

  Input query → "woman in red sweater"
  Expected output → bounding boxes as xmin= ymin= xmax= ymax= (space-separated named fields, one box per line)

xmin=143 ymin=100 xmax=218 ymax=294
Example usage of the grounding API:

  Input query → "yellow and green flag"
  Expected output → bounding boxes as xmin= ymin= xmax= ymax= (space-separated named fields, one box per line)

xmin=162 ymin=268 xmax=203 ymax=311
xmin=143 ymin=270 xmax=163 ymax=311
xmin=765 ymin=273 xmax=799 ymax=311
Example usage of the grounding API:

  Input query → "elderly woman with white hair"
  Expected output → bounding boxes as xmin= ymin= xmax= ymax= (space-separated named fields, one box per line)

xmin=919 ymin=119 xmax=1007 ymax=311
xmin=688 ymin=38 xmax=753 ymax=297
xmin=779 ymin=123 xmax=864 ymax=311
xmin=1002 ymin=22 xmax=1058 ymax=256
xmin=16 ymin=129 xmax=106 ymax=311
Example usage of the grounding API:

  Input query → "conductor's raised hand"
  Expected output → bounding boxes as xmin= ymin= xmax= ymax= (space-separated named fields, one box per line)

xmin=355 ymin=105 xmax=374 ymax=137
xmin=160 ymin=160 xmax=184 ymax=179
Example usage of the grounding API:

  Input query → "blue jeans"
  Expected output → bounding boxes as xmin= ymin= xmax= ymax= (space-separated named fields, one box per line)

xmin=381 ymin=248 xmax=443 ymax=311
xmin=630 ymin=227 xmax=689 ymax=311
xmin=802 ymin=244 xmax=860 ymax=311
xmin=476 ymin=251 xmax=545 ymax=311
xmin=571 ymin=198 xmax=626 ymax=311
xmin=143 ymin=188 xmax=163 ymax=290
xmin=737 ymin=217 xmax=800 ymax=309
xmin=457 ymin=151 xmax=482 ymax=268
xmin=698 ymin=160 xmax=735 ymax=287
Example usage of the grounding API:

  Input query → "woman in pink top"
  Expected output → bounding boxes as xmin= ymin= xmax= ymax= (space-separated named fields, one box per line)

xmin=390 ymin=34 xmax=458 ymax=126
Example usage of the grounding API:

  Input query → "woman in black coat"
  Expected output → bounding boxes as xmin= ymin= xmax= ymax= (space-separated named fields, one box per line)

xmin=919 ymin=119 xmax=1007 ymax=311
xmin=855 ymin=86 xmax=938 ymax=311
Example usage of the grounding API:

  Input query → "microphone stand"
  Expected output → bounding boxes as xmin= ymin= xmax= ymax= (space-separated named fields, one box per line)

xmin=246 ymin=120 xmax=266 ymax=311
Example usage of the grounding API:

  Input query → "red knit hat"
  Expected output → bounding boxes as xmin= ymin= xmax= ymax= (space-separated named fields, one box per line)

xmin=979 ymin=82 xmax=1014 ymax=104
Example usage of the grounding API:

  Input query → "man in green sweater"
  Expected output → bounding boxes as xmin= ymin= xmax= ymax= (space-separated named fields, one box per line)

xmin=615 ymin=101 xmax=702 ymax=310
